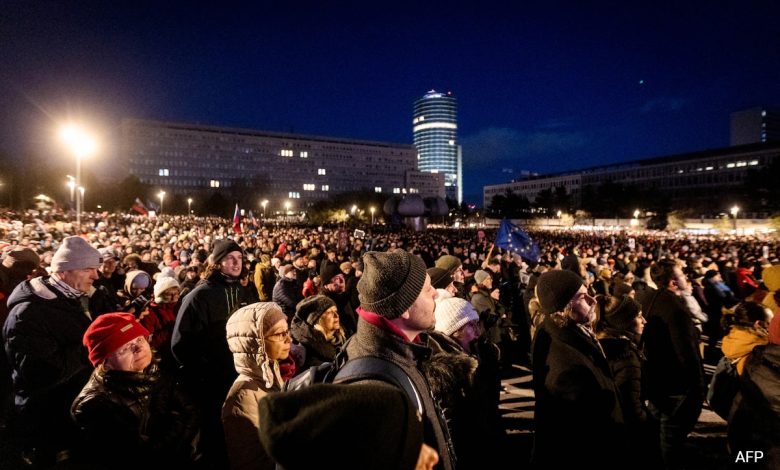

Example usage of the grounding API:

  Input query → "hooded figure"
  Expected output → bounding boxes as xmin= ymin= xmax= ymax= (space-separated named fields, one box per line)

xmin=222 ymin=302 xmax=290 ymax=470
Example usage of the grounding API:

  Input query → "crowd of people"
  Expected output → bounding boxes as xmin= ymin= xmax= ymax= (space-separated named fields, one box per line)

xmin=1 ymin=209 xmax=779 ymax=469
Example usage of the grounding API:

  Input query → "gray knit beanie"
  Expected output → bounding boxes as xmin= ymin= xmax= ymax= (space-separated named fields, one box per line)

xmin=358 ymin=251 xmax=427 ymax=319
xmin=536 ymin=269 xmax=584 ymax=314
xmin=50 ymin=236 xmax=101 ymax=273
xmin=474 ymin=270 xmax=491 ymax=286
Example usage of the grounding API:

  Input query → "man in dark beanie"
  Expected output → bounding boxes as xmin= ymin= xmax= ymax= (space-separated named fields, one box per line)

xmin=3 ymin=236 xmax=100 ymax=466
xmin=530 ymin=269 xmax=625 ymax=468
xmin=435 ymin=254 xmax=466 ymax=299
xmin=171 ymin=237 xmax=258 ymax=468
xmin=258 ymin=383 xmax=439 ymax=470
xmin=341 ymin=250 xmax=455 ymax=470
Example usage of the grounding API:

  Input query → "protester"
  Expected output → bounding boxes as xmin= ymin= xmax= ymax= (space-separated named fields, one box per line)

xmin=222 ymin=303 xmax=290 ymax=470
xmin=290 ymin=295 xmax=346 ymax=370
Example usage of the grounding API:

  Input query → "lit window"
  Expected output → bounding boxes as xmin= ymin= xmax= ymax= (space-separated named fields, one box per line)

xmin=321 ymin=185 xmax=329 ymax=191
xmin=393 ymin=188 xmax=400 ymax=194
xmin=705 ymin=166 xmax=713 ymax=171
xmin=736 ymin=161 xmax=747 ymax=167
xmin=288 ymin=192 xmax=300 ymax=199
xmin=210 ymin=180 xmax=220 ymax=188
xmin=300 ymin=151 xmax=308 ymax=158
xmin=726 ymin=163 xmax=735 ymax=168
xmin=281 ymin=149 xmax=293 ymax=157
xmin=303 ymin=184 xmax=315 ymax=191
xmin=419 ymin=116 xmax=425 ymax=121
xmin=749 ymin=160 xmax=759 ymax=166
xmin=448 ymin=140 xmax=455 ymax=145
xmin=375 ymin=187 xmax=382 ymax=193
xmin=402 ymin=188 xmax=407 ymax=194
xmin=159 ymin=168 xmax=169 ymax=176
xmin=318 ymin=168 xmax=326 ymax=175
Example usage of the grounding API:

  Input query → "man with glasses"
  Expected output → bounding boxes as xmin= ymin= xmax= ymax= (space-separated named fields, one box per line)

xmin=4 ymin=236 xmax=101 ymax=467
xmin=435 ymin=255 xmax=467 ymax=300
xmin=530 ymin=269 xmax=625 ymax=468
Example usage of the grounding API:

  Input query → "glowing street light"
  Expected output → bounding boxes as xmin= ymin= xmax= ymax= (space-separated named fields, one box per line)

xmin=351 ymin=205 xmax=357 ymax=215
xmin=158 ymin=190 xmax=166 ymax=215
xmin=633 ymin=209 xmax=640 ymax=219
xmin=370 ymin=206 xmax=375 ymax=225
xmin=730 ymin=205 xmax=740 ymax=231
xmin=556 ymin=210 xmax=562 ymax=218
xmin=59 ymin=123 xmax=97 ymax=227
xmin=187 ymin=197 xmax=193 ymax=214
xmin=261 ymin=199 xmax=269 ymax=219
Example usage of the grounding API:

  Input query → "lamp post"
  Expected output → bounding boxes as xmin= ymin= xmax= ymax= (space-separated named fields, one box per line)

xmin=187 ymin=197 xmax=193 ymax=215
xmin=730 ymin=205 xmax=739 ymax=232
xmin=261 ymin=199 xmax=268 ymax=219
xmin=78 ymin=186 xmax=85 ymax=213
xmin=66 ymin=176 xmax=75 ymax=213
xmin=158 ymin=191 xmax=166 ymax=215
xmin=633 ymin=209 xmax=640 ymax=219
xmin=370 ymin=206 xmax=375 ymax=225
xmin=59 ymin=124 xmax=97 ymax=227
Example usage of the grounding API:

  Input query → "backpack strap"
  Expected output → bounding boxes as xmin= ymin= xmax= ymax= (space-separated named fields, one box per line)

xmin=333 ymin=356 xmax=424 ymax=418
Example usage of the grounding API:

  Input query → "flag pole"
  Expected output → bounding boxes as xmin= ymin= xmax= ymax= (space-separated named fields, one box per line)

xmin=482 ymin=243 xmax=495 ymax=269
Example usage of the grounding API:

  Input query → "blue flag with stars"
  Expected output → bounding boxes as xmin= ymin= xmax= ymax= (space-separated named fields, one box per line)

xmin=494 ymin=219 xmax=540 ymax=261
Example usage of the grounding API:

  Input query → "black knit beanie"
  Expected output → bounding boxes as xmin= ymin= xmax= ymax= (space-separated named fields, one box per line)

xmin=358 ymin=251 xmax=427 ymax=319
xmin=319 ymin=262 xmax=342 ymax=286
xmin=427 ymin=267 xmax=453 ymax=290
xmin=211 ymin=239 xmax=242 ymax=264
xmin=295 ymin=295 xmax=337 ymax=325
xmin=603 ymin=295 xmax=642 ymax=331
xmin=536 ymin=269 xmax=584 ymax=314
xmin=258 ymin=383 xmax=423 ymax=470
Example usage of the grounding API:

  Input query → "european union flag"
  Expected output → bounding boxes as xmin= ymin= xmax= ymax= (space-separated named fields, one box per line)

xmin=494 ymin=219 xmax=540 ymax=261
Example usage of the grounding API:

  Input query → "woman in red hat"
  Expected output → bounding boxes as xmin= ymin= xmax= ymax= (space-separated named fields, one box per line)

xmin=71 ymin=312 xmax=198 ymax=468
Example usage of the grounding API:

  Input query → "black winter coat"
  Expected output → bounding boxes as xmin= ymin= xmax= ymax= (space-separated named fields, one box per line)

xmin=290 ymin=317 xmax=344 ymax=370
xmin=3 ymin=277 xmax=92 ymax=447
xmin=532 ymin=315 xmax=625 ymax=468
xmin=271 ymin=278 xmax=299 ymax=319
xmin=640 ymin=288 xmax=705 ymax=405
xmin=71 ymin=361 xmax=198 ymax=468
xmin=599 ymin=333 xmax=647 ymax=425
xmin=171 ymin=273 xmax=258 ymax=394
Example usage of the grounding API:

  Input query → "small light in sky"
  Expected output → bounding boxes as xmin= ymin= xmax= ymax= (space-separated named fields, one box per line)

xmin=639 ymin=79 xmax=644 ymax=85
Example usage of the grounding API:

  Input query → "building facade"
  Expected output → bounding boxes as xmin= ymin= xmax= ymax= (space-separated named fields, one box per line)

xmin=413 ymin=90 xmax=462 ymax=203
xmin=121 ymin=119 xmax=445 ymax=210
xmin=484 ymin=142 xmax=780 ymax=211
xmin=731 ymin=107 xmax=780 ymax=146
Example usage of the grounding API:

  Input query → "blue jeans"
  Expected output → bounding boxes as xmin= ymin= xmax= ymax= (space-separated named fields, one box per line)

xmin=649 ymin=393 xmax=703 ymax=469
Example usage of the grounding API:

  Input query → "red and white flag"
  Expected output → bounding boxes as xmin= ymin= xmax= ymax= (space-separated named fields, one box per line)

xmin=131 ymin=197 xmax=148 ymax=216
xmin=232 ymin=204 xmax=241 ymax=234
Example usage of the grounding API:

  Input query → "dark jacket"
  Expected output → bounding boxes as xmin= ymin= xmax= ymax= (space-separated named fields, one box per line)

xmin=728 ymin=344 xmax=780 ymax=469
xmin=272 ymin=278 xmax=299 ymax=319
xmin=640 ymin=288 xmax=705 ymax=404
xmin=470 ymin=287 xmax=506 ymax=344
xmin=532 ymin=314 xmax=625 ymax=468
xmin=71 ymin=361 xmax=198 ymax=468
xmin=171 ymin=273 xmax=258 ymax=394
xmin=344 ymin=316 xmax=455 ymax=470
xmin=3 ymin=277 xmax=93 ymax=449
xmin=599 ymin=333 xmax=647 ymax=425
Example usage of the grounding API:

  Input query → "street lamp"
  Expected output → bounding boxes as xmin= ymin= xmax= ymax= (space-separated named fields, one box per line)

xmin=78 ymin=187 xmax=85 ymax=214
xmin=66 ymin=176 xmax=76 ymax=212
xmin=261 ymin=199 xmax=269 ymax=219
xmin=370 ymin=206 xmax=375 ymax=225
xmin=556 ymin=210 xmax=562 ymax=218
xmin=633 ymin=209 xmax=640 ymax=219
xmin=158 ymin=190 xmax=166 ymax=215
xmin=351 ymin=205 xmax=357 ymax=215
xmin=187 ymin=197 xmax=193 ymax=215
xmin=59 ymin=124 xmax=97 ymax=227
xmin=730 ymin=205 xmax=740 ymax=232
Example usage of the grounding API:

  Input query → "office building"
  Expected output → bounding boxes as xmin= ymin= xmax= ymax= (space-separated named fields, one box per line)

xmin=413 ymin=90 xmax=462 ymax=203
xmin=121 ymin=119 xmax=445 ymax=210
xmin=730 ymin=107 xmax=780 ymax=145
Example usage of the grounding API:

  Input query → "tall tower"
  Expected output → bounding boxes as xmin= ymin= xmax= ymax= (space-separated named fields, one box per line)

xmin=730 ymin=107 xmax=780 ymax=146
xmin=413 ymin=90 xmax=461 ymax=203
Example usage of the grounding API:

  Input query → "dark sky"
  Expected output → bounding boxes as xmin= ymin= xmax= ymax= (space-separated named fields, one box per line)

xmin=2 ymin=1 xmax=779 ymax=203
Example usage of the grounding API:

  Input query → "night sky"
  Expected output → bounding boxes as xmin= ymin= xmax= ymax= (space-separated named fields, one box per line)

xmin=2 ymin=1 xmax=778 ymax=203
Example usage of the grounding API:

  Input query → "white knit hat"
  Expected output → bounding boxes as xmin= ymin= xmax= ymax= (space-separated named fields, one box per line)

xmin=435 ymin=297 xmax=479 ymax=336
xmin=154 ymin=276 xmax=180 ymax=303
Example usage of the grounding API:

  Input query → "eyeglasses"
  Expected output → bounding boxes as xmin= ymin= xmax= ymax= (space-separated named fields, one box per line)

xmin=266 ymin=330 xmax=292 ymax=342
xmin=112 ymin=336 xmax=148 ymax=358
